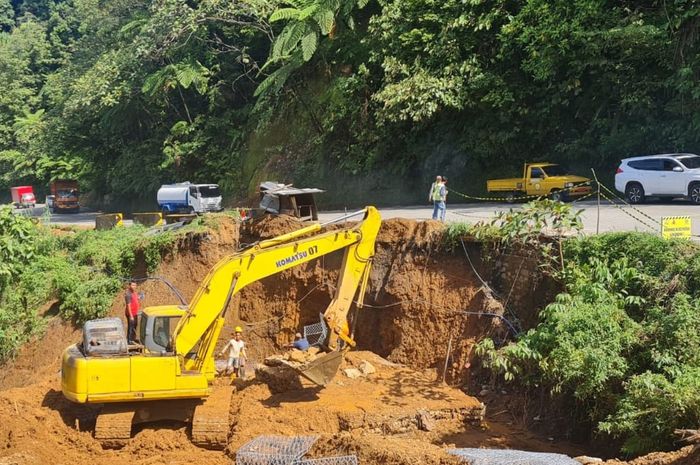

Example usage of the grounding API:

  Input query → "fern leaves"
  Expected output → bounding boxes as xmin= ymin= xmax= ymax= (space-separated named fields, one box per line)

xmin=301 ymin=31 xmax=317 ymax=61
xmin=269 ymin=8 xmax=301 ymax=23
xmin=257 ymin=0 xmax=368 ymax=97
xmin=314 ymin=9 xmax=334 ymax=35
xmin=142 ymin=60 xmax=210 ymax=96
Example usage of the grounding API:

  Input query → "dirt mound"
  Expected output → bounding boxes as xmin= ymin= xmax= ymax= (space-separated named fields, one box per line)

xmin=0 ymin=314 xmax=79 ymax=390
xmin=313 ymin=433 xmax=461 ymax=465
xmin=0 ymin=380 xmax=230 ymax=465
xmin=603 ymin=446 xmax=699 ymax=465
xmin=231 ymin=351 xmax=483 ymax=443
xmin=242 ymin=214 xmax=305 ymax=241
xmin=376 ymin=218 xmax=445 ymax=247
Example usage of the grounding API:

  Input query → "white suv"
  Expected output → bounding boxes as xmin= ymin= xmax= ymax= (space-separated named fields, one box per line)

xmin=615 ymin=153 xmax=700 ymax=204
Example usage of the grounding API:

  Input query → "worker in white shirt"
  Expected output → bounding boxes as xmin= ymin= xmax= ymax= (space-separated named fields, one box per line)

xmin=219 ymin=326 xmax=247 ymax=377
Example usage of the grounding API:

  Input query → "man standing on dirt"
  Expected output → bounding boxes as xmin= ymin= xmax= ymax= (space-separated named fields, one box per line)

xmin=124 ymin=280 xmax=140 ymax=344
xmin=219 ymin=326 xmax=247 ymax=377
xmin=428 ymin=175 xmax=446 ymax=221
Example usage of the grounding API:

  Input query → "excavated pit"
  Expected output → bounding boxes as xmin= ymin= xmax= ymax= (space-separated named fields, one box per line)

xmin=0 ymin=214 xmax=694 ymax=465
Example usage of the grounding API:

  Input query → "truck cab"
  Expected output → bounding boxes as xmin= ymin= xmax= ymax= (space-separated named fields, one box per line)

xmin=49 ymin=180 xmax=80 ymax=213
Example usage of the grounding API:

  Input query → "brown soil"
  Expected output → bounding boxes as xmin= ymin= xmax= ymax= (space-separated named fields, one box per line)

xmin=0 ymin=215 xmax=691 ymax=465
xmin=0 ymin=312 xmax=78 ymax=390
xmin=604 ymin=446 xmax=699 ymax=465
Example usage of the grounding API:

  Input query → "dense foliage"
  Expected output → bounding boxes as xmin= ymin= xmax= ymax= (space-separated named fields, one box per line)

xmin=0 ymin=207 xmax=202 ymax=360
xmin=2 ymin=0 xmax=700 ymax=206
xmin=477 ymin=232 xmax=700 ymax=455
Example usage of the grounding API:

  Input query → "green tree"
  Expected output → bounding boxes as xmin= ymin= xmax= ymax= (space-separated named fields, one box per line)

xmin=0 ymin=0 xmax=14 ymax=31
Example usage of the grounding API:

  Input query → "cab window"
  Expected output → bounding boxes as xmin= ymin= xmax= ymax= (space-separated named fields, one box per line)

xmin=530 ymin=167 xmax=545 ymax=179
xmin=153 ymin=317 xmax=175 ymax=350
xmin=189 ymin=186 xmax=198 ymax=197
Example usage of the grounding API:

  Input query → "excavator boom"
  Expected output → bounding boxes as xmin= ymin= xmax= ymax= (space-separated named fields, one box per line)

xmin=173 ymin=207 xmax=381 ymax=380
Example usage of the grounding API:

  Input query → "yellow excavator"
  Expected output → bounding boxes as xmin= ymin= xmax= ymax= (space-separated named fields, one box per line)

xmin=61 ymin=207 xmax=381 ymax=449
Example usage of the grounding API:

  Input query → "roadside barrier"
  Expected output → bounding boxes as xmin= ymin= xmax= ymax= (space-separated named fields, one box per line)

xmin=95 ymin=213 xmax=123 ymax=230
xmin=132 ymin=212 xmax=164 ymax=227
xmin=164 ymin=213 xmax=197 ymax=224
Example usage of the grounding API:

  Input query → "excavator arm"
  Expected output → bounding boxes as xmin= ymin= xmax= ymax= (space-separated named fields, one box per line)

xmin=173 ymin=207 xmax=381 ymax=382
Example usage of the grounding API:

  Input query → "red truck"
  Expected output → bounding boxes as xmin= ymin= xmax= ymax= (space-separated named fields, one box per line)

xmin=47 ymin=180 xmax=80 ymax=213
xmin=10 ymin=186 xmax=36 ymax=208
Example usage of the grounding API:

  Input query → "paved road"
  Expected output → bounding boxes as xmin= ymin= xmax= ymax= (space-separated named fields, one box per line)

xmin=16 ymin=204 xmax=128 ymax=226
xmin=318 ymin=199 xmax=700 ymax=237
xmin=15 ymin=200 xmax=700 ymax=237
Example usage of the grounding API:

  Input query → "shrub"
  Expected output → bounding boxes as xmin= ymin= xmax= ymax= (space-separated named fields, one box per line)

xmin=0 ymin=206 xmax=39 ymax=292
xmin=477 ymin=230 xmax=700 ymax=455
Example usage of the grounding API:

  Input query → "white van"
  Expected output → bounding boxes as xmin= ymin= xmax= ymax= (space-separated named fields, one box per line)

xmin=157 ymin=182 xmax=223 ymax=214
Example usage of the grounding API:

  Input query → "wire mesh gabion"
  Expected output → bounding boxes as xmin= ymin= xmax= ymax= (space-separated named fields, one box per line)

xmin=297 ymin=456 xmax=359 ymax=465
xmin=303 ymin=315 xmax=328 ymax=347
xmin=448 ymin=448 xmax=581 ymax=465
xmin=235 ymin=436 xmax=358 ymax=465
xmin=236 ymin=435 xmax=319 ymax=465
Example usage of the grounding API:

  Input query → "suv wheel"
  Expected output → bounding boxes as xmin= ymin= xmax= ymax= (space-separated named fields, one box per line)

xmin=689 ymin=183 xmax=700 ymax=205
xmin=625 ymin=183 xmax=645 ymax=204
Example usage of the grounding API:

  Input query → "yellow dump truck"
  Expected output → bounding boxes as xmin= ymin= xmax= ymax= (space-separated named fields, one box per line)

xmin=486 ymin=163 xmax=591 ymax=201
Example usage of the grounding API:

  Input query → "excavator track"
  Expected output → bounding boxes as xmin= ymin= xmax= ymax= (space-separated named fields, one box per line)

xmin=94 ymin=407 xmax=134 ymax=449
xmin=191 ymin=386 xmax=233 ymax=449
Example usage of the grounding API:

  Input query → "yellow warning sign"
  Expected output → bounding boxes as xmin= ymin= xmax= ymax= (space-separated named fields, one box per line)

xmin=661 ymin=216 xmax=691 ymax=240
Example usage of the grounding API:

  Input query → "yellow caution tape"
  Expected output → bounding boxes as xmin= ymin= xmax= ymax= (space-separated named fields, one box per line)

xmin=449 ymin=181 xmax=594 ymax=203
xmin=598 ymin=183 xmax=661 ymax=225
xmin=598 ymin=190 xmax=658 ymax=232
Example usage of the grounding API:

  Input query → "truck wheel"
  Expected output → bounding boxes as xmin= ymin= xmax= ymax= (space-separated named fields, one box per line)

xmin=505 ymin=192 xmax=516 ymax=203
xmin=689 ymin=183 xmax=700 ymax=205
xmin=550 ymin=190 xmax=564 ymax=202
xmin=625 ymin=183 xmax=645 ymax=204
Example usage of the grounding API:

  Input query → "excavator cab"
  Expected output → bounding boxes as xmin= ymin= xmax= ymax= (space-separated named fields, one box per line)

xmin=139 ymin=306 xmax=187 ymax=354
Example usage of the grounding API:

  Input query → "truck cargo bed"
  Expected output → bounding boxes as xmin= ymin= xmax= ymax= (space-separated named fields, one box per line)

xmin=486 ymin=178 xmax=525 ymax=192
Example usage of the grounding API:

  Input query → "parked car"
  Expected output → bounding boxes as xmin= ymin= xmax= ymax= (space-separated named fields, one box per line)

xmin=615 ymin=153 xmax=700 ymax=204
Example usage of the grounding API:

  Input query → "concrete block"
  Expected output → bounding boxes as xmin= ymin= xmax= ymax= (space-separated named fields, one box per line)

xmin=95 ymin=213 xmax=123 ymax=230
xmin=133 ymin=212 xmax=164 ymax=227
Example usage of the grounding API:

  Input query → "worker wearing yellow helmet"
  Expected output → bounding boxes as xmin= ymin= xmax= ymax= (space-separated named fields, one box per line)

xmin=219 ymin=325 xmax=247 ymax=377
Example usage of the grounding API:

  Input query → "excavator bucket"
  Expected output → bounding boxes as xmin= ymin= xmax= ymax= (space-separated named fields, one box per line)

xmin=295 ymin=351 xmax=344 ymax=386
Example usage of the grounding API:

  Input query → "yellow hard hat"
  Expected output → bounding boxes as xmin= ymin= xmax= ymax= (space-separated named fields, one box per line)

xmin=235 ymin=326 xmax=243 ymax=333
